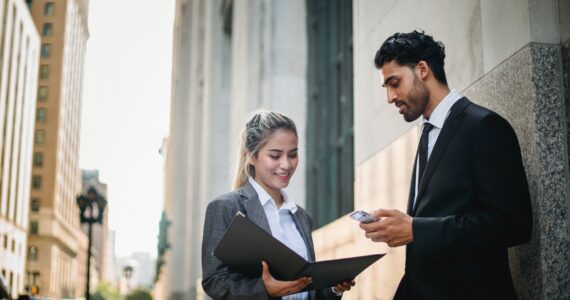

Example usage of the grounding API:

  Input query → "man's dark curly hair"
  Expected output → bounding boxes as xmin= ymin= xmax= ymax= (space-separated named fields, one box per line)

xmin=374 ymin=30 xmax=448 ymax=85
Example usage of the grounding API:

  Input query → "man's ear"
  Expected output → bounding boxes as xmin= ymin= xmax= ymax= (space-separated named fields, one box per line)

xmin=416 ymin=61 xmax=429 ymax=80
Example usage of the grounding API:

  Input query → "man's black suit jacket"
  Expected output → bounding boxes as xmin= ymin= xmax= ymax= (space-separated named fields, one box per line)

xmin=394 ymin=98 xmax=533 ymax=300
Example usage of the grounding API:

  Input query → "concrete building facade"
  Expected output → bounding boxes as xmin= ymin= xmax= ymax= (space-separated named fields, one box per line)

xmin=162 ymin=0 xmax=569 ymax=299
xmin=160 ymin=0 xmax=308 ymax=299
xmin=24 ymin=0 xmax=89 ymax=297
xmin=0 ymin=0 xmax=40 ymax=298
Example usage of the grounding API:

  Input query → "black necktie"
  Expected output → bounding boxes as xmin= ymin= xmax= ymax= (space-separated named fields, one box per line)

xmin=418 ymin=122 xmax=434 ymax=186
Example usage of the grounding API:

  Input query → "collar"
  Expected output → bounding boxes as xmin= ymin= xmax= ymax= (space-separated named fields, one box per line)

xmin=248 ymin=177 xmax=298 ymax=213
xmin=422 ymin=89 xmax=462 ymax=128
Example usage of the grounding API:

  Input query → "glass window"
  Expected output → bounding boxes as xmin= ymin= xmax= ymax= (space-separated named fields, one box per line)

xmin=28 ymin=246 xmax=38 ymax=261
xmin=39 ymin=65 xmax=49 ymax=79
xmin=11 ymin=240 xmax=15 ymax=252
xmin=36 ymin=108 xmax=47 ymax=123
xmin=34 ymin=130 xmax=45 ymax=145
xmin=33 ymin=153 xmax=43 ymax=167
xmin=42 ymin=23 xmax=52 ymax=36
xmin=32 ymin=175 xmax=42 ymax=189
xmin=306 ymin=0 xmax=354 ymax=228
xmin=41 ymin=44 xmax=50 ymax=58
xmin=44 ymin=2 xmax=54 ymax=16
xmin=2 ymin=235 xmax=6 ymax=248
xmin=31 ymin=198 xmax=40 ymax=212
xmin=30 ymin=222 xmax=39 ymax=234
xmin=38 ymin=86 xmax=48 ymax=101
xmin=26 ymin=0 xmax=32 ymax=10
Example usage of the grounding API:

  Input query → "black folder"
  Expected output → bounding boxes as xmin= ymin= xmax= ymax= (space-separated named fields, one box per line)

xmin=213 ymin=212 xmax=385 ymax=291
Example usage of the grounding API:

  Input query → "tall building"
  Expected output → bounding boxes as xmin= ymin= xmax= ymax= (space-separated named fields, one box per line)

xmin=0 ymin=0 xmax=40 ymax=298
xmin=24 ymin=0 xmax=89 ymax=297
xmin=162 ymin=0 xmax=570 ymax=299
xmin=81 ymin=169 xmax=109 ymax=285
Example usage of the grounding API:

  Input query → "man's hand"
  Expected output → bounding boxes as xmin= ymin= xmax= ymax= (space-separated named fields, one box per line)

xmin=333 ymin=280 xmax=355 ymax=294
xmin=359 ymin=209 xmax=413 ymax=247
xmin=261 ymin=261 xmax=312 ymax=297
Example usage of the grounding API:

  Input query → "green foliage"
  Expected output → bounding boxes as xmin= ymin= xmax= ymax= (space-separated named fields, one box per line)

xmin=92 ymin=281 xmax=120 ymax=300
xmin=125 ymin=288 xmax=153 ymax=300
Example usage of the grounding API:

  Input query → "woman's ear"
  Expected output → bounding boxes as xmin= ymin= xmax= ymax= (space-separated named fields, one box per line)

xmin=247 ymin=151 xmax=256 ymax=166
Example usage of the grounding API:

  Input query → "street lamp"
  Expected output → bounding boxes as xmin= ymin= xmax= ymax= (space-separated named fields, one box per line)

xmin=76 ymin=187 xmax=106 ymax=300
xmin=123 ymin=265 xmax=133 ymax=293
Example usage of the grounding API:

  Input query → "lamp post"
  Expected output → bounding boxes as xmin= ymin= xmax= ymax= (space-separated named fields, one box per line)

xmin=77 ymin=187 xmax=106 ymax=300
xmin=123 ymin=265 xmax=133 ymax=294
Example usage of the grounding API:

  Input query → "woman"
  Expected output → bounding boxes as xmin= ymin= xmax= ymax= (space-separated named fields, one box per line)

xmin=201 ymin=110 xmax=354 ymax=299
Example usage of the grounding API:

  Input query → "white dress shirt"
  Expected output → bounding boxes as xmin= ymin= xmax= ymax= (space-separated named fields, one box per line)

xmin=248 ymin=177 xmax=309 ymax=300
xmin=413 ymin=90 xmax=462 ymax=207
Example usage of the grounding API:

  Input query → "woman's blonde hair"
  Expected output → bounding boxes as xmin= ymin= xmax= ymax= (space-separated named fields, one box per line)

xmin=232 ymin=110 xmax=297 ymax=189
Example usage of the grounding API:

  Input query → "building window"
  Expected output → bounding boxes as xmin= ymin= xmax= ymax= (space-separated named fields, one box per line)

xmin=25 ymin=271 xmax=40 ymax=295
xmin=38 ymin=86 xmax=48 ymax=101
xmin=30 ymin=222 xmax=39 ymax=234
xmin=33 ymin=153 xmax=43 ymax=167
xmin=306 ymin=0 xmax=354 ymax=228
xmin=2 ymin=235 xmax=6 ymax=248
xmin=28 ymin=246 xmax=38 ymax=261
xmin=32 ymin=175 xmax=42 ymax=189
xmin=11 ymin=240 xmax=15 ymax=252
xmin=31 ymin=198 xmax=40 ymax=212
xmin=36 ymin=108 xmax=47 ymax=123
xmin=44 ymin=2 xmax=54 ymax=16
xmin=42 ymin=23 xmax=52 ymax=36
xmin=39 ymin=65 xmax=49 ymax=79
xmin=41 ymin=44 xmax=50 ymax=58
xmin=34 ymin=130 xmax=45 ymax=145
xmin=26 ymin=0 xmax=32 ymax=10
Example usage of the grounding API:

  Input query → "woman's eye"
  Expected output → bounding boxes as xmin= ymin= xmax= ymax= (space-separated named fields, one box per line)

xmin=270 ymin=155 xmax=279 ymax=160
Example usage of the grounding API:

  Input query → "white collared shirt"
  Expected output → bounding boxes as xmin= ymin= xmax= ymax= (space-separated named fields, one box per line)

xmin=414 ymin=90 xmax=462 ymax=206
xmin=248 ymin=177 xmax=309 ymax=300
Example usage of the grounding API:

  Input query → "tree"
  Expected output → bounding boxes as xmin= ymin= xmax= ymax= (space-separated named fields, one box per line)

xmin=125 ymin=287 xmax=153 ymax=300
xmin=91 ymin=281 xmax=120 ymax=300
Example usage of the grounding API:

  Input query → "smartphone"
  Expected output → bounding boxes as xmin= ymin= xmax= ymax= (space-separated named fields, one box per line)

xmin=349 ymin=210 xmax=380 ymax=223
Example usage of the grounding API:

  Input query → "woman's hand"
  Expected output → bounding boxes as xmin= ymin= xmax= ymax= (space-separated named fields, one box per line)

xmin=261 ymin=261 xmax=312 ymax=297
xmin=333 ymin=280 xmax=356 ymax=294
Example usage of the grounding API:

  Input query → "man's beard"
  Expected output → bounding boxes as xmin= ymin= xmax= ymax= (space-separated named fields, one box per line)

xmin=403 ymin=76 xmax=430 ymax=122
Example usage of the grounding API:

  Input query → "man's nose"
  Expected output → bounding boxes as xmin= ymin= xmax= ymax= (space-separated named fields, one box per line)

xmin=387 ymin=89 xmax=397 ymax=103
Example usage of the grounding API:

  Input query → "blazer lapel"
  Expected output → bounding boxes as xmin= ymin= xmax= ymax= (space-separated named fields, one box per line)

xmin=413 ymin=97 xmax=471 ymax=215
xmin=238 ymin=182 xmax=272 ymax=234
xmin=290 ymin=211 xmax=315 ymax=262
xmin=407 ymin=153 xmax=419 ymax=215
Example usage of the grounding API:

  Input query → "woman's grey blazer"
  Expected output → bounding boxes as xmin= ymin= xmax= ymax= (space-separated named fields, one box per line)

xmin=201 ymin=182 xmax=341 ymax=300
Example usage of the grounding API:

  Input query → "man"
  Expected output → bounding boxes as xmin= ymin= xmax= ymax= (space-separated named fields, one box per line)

xmin=359 ymin=30 xmax=533 ymax=299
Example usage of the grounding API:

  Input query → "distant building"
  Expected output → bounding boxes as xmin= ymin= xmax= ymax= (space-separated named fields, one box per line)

xmin=24 ymin=0 xmax=90 ymax=298
xmin=0 ymin=0 xmax=40 ymax=298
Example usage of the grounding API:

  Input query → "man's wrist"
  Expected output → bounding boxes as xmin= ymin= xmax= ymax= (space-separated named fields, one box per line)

xmin=331 ymin=286 xmax=343 ymax=296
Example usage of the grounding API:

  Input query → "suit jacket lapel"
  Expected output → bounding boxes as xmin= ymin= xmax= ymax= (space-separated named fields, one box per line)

xmin=413 ymin=97 xmax=471 ymax=215
xmin=290 ymin=211 xmax=316 ymax=262
xmin=407 ymin=154 xmax=418 ymax=215
xmin=238 ymin=182 xmax=272 ymax=234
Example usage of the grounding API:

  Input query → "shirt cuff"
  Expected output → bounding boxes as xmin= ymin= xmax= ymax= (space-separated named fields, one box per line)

xmin=331 ymin=286 xmax=343 ymax=296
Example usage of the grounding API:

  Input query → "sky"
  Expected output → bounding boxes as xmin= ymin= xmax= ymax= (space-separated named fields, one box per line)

xmin=79 ymin=0 xmax=175 ymax=258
